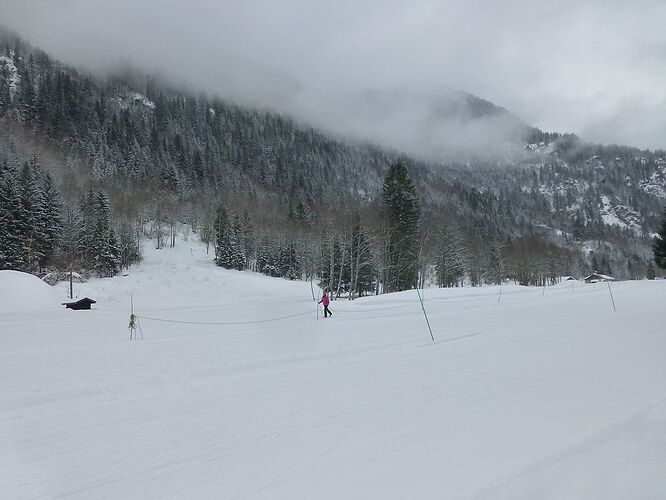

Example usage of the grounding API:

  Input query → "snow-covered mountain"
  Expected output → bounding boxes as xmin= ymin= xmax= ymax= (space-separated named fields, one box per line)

xmin=1 ymin=28 xmax=664 ymax=279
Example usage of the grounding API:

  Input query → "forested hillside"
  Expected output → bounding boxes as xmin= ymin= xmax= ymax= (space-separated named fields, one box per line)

xmin=1 ymin=29 xmax=664 ymax=288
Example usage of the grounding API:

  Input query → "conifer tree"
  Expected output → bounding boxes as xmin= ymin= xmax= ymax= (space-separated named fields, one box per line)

xmin=653 ymin=208 xmax=666 ymax=270
xmin=17 ymin=64 xmax=36 ymax=125
xmin=17 ymin=162 xmax=46 ymax=270
xmin=242 ymin=210 xmax=255 ymax=267
xmin=230 ymin=215 xmax=246 ymax=270
xmin=0 ymin=172 xmax=24 ymax=269
xmin=0 ymin=59 xmax=11 ymax=117
xmin=281 ymin=241 xmax=301 ymax=280
xmin=78 ymin=190 xmax=97 ymax=264
xmin=256 ymin=238 xmax=277 ymax=276
xmin=214 ymin=204 xmax=235 ymax=269
xmin=38 ymin=172 xmax=63 ymax=266
xmin=92 ymin=192 xmax=120 ymax=276
xmin=381 ymin=161 xmax=420 ymax=293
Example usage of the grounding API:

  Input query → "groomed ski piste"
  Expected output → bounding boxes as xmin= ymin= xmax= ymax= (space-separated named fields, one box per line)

xmin=1 ymin=236 xmax=665 ymax=499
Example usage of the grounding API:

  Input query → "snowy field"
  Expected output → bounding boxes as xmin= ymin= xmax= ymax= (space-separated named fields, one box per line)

xmin=1 ymin=238 xmax=666 ymax=499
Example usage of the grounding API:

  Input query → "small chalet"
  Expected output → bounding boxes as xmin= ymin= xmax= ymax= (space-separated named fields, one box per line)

xmin=583 ymin=272 xmax=615 ymax=284
xmin=62 ymin=297 xmax=96 ymax=310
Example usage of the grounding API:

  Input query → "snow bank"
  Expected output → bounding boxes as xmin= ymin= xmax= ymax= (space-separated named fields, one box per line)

xmin=0 ymin=270 xmax=61 ymax=314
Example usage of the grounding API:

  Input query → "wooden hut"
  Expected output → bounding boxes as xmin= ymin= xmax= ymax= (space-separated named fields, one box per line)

xmin=62 ymin=297 xmax=96 ymax=310
xmin=583 ymin=273 xmax=615 ymax=284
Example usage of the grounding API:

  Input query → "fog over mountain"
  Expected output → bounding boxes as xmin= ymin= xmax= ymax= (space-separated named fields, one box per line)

xmin=1 ymin=0 xmax=665 ymax=153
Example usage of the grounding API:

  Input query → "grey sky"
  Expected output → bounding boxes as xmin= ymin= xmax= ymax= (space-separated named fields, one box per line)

xmin=2 ymin=0 xmax=666 ymax=151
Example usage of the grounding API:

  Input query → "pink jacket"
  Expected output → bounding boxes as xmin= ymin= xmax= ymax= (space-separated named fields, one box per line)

xmin=320 ymin=295 xmax=330 ymax=306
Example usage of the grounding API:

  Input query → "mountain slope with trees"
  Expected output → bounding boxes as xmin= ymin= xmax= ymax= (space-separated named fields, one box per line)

xmin=1 ymin=28 xmax=664 ymax=287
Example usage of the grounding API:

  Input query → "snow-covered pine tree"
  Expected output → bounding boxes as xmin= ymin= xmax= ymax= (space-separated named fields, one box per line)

xmin=230 ymin=214 xmax=246 ymax=270
xmin=0 ymin=58 xmax=11 ymax=117
xmin=95 ymin=228 xmax=121 ymax=277
xmin=17 ymin=60 xmax=36 ymax=126
xmin=255 ymin=238 xmax=272 ymax=276
xmin=653 ymin=208 xmax=666 ymax=270
xmin=281 ymin=240 xmax=300 ymax=280
xmin=17 ymin=161 xmax=47 ymax=271
xmin=214 ymin=204 xmax=229 ymax=266
xmin=0 ymin=170 xmax=25 ymax=270
xmin=38 ymin=171 xmax=63 ymax=267
xmin=241 ymin=210 xmax=255 ymax=269
xmin=77 ymin=189 xmax=97 ymax=264
xmin=217 ymin=226 xmax=237 ymax=269
xmin=263 ymin=238 xmax=284 ymax=278
xmin=214 ymin=205 xmax=243 ymax=269
xmin=92 ymin=192 xmax=120 ymax=277
xmin=381 ymin=161 xmax=420 ymax=293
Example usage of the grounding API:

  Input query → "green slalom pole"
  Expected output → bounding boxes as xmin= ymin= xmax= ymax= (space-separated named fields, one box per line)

xmin=416 ymin=287 xmax=435 ymax=342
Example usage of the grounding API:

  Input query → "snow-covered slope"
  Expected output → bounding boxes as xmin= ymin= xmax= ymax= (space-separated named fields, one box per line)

xmin=1 ymin=238 xmax=665 ymax=499
xmin=0 ymin=270 xmax=61 ymax=313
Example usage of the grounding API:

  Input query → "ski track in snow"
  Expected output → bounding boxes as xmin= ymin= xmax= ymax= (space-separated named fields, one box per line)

xmin=1 ymin=239 xmax=665 ymax=499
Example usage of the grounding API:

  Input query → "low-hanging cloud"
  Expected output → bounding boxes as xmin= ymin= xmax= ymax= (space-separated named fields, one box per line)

xmin=1 ymin=0 xmax=665 ymax=154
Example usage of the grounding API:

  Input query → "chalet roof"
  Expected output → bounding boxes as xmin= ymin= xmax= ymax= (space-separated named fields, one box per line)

xmin=62 ymin=297 xmax=97 ymax=306
xmin=62 ymin=297 xmax=97 ymax=309
xmin=583 ymin=273 xmax=615 ymax=281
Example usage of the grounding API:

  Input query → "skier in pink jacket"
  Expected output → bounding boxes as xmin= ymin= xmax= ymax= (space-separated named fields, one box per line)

xmin=319 ymin=291 xmax=333 ymax=318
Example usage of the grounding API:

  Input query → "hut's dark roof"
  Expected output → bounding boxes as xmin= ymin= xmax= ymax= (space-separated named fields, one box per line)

xmin=583 ymin=273 xmax=615 ymax=282
xmin=62 ymin=297 xmax=97 ymax=306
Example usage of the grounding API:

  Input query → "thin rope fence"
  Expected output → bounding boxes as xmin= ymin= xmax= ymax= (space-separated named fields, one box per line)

xmin=135 ymin=310 xmax=313 ymax=326
xmin=330 ymin=301 xmax=417 ymax=314
xmin=135 ymin=291 xmax=499 ymax=327
xmin=134 ymin=283 xmax=576 ymax=330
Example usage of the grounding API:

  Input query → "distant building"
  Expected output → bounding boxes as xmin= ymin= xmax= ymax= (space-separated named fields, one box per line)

xmin=62 ymin=297 xmax=96 ymax=310
xmin=583 ymin=272 xmax=615 ymax=284
xmin=43 ymin=271 xmax=86 ymax=286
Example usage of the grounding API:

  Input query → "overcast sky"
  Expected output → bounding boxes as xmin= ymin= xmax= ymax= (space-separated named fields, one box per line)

xmin=2 ymin=0 xmax=666 ymax=151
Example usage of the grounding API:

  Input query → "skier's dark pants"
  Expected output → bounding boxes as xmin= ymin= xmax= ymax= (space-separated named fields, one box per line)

xmin=324 ymin=305 xmax=332 ymax=317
